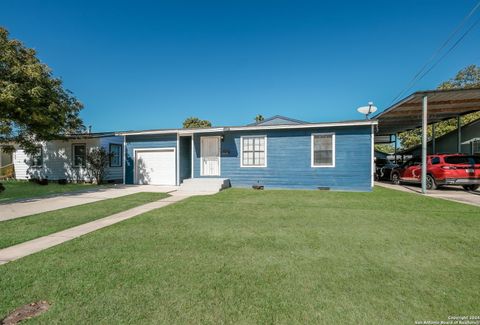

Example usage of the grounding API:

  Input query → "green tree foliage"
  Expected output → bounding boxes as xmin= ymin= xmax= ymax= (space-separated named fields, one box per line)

xmin=0 ymin=27 xmax=84 ymax=155
xmin=375 ymin=144 xmax=395 ymax=154
xmin=398 ymin=65 xmax=480 ymax=149
xmin=255 ymin=114 xmax=264 ymax=124
xmin=182 ymin=117 xmax=212 ymax=128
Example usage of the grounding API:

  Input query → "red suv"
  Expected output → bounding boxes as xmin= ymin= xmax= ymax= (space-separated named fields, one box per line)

xmin=391 ymin=154 xmax=480 ymax=191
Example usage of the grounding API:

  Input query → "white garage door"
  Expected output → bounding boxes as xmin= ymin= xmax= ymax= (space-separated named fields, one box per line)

xmin=135 ymin=149 xmax=176 ymax=185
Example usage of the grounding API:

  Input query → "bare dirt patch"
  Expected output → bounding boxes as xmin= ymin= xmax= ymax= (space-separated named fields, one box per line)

xmin=2 ymin=301 xmax=50 ymax=325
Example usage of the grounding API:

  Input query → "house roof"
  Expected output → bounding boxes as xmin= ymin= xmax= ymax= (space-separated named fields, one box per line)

xmin=117 ymin=119 xmax=377 ymax=136
xmin=246 ymin=115 xmax=307 ymax=126
xmin=374 ymin=87 xmax=480 ymax=136
xmin=65 ymin=132 xmax=118 ymax=139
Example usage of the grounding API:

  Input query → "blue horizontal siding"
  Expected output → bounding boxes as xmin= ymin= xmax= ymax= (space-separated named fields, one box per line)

xmin=125 ymin=134 xmax=177 ymax=184
xmin=193 ymin=126 xmax=373 ymax=191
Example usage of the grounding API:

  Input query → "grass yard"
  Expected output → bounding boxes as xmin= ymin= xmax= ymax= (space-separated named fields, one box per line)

xmin=0 ymin=180 xmax=98 ymax=203
xmin=0 ymin=192 xmax=168 ymax=249
xmin=0 ymin=187 xmax=479 ymax=324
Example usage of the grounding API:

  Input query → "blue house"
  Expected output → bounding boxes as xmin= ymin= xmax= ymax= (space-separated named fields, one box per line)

xmin=120 ymin=116 xmax=377 ymax=191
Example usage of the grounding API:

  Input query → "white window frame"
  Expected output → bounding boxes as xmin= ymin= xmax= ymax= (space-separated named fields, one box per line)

xmin=311 ymin=133 xmax=335 ymax=168
xmin=240 ymin=135 xmax=267 ymax=168
xmin=72 ymin=143 xmax=87 ymax=168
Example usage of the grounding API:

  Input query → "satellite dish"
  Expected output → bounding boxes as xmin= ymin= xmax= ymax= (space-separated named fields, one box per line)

xmin=357 ymin=101 xmax=377 ymax=119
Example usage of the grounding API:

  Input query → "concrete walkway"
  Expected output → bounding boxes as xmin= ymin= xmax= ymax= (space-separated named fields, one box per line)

xmin=0 ymin=190 xmax=210 ymax=265
xmin=0 ymin=185 xmax=178 ymax=221
xmin=375 ymin=181 xmax=480 ymax=207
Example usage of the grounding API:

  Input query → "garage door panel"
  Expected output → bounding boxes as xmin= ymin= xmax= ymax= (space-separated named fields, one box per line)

xmin=135 ymin=149 xmax=176 ymax=185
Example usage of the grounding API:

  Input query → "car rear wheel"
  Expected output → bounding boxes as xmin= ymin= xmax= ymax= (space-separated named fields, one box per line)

xmin=391 ymin=173 xmax=400 ymax=185
xmin=426 ymin=175 xmax=437 ymax=190
xmin=462 ymin=185 xmax=479 ymax=192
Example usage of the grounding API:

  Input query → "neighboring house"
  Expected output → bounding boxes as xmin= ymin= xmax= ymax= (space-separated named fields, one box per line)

xmin=13 ymin=133 xmax=124 ymax=183
xmin=0 ymin=148 xmax=13 ymax=167
xmin=120 ymin=116 xmax=377 ymax=191
xmin=0 ymin=148 xmax=14 ymax=179
xmin=400 ymin=118 xmax=480 ymax=156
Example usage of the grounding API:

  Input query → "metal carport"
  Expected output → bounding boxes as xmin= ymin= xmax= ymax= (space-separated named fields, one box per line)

xmin=374 ymin=87 xmax=480 ymax=194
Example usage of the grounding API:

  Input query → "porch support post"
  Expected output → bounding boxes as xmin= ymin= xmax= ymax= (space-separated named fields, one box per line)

xmin=421 ymin=96 xmax=428 ymax=194
xmin=431 ymin=123 xmax=436 ymax=154
xmin=176 ymin=133 xmax=180 ymax=186
xmin=457 ymin=115 xmax=462 ymax=153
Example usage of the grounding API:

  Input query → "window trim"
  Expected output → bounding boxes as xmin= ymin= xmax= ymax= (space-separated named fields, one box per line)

xmin=30 ymin=146 xmax=43 ymax=167
xmin=72 ymin=143 xmax=87 ymax=168
xmin=240 ymin=135 xmax=267 ymax=168
xmin=109 ymin=143 xmax=123 ymax=167
xmin=311 ymin=132 xmax=335 ymax=168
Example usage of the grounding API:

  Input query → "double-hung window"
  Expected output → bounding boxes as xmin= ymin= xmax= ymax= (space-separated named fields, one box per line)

xmin=31 ymin=147 xmax=43 ymax=167
xmin=241 ymin=136 xmax=267 ymax=167
xmin=109 ymin=144 xmax=122 ymax=167
xmin=311 ymin=133 xmax=335 ymax=167
xmin=72 ymin=144 xmax=86 ymax=167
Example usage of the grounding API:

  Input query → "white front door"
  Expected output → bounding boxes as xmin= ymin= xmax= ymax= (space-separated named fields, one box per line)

xmin=201 ymin=137 xmax=220 ymax=176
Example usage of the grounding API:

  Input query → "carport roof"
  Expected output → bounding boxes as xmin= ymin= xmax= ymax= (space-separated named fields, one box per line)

xmin=374 ymin=88 xmax=480 ymax=136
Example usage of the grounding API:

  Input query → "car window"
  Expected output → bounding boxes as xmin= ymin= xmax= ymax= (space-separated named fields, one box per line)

xmin=444 ymin=156 xmax=480 ymax=164
xmin=431 ymin=157 xmax=440 ymax=165
xmin=376 ymin=159 xmax=387 ymax=166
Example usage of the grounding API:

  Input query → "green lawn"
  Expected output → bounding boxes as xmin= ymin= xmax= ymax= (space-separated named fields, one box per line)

xmin=0 ymin=192 xmax=168 ymax=249
xmin=0 ymin=180 xmax=98 ymax=203
xmin=0 ymin=187 xmax=479 ymax=324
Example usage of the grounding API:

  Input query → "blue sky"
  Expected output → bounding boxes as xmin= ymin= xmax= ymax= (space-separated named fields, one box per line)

xmin=2 ymin=0 xmax=480 ymax=131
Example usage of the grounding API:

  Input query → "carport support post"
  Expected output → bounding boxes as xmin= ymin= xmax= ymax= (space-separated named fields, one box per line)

xmin=394 ymin=133 xmax=397 ymax=163
xmin=457 ymin=115 xmax=462 ymax=153
xmin=421 ymin=96 xmax=428 ymax=194
xmin=431 ymin=124 xmax=436 ymax=154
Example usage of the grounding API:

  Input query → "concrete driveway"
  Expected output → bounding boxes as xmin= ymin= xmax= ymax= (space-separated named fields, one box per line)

xmin=0 ymin=185 xmax=178 ymax=221
xmin=375 ymin=181 xmax=480 ymax=207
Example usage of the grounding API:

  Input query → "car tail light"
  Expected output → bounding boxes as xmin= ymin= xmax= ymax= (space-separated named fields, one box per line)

xmin=441 ymin=166 xmax=457 ymax=170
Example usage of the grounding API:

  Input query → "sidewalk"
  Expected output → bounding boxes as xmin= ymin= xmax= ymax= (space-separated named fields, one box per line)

xmin=0 ymin=191 xmax=201 ymax=265
xmin=0 ymin=185 xmax=178 ymax=221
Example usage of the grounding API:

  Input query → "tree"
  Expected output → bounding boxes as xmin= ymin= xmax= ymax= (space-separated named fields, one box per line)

xmin=0 ymin=27 xmax=84 ymax=155
xmin=375 ymin=144 xmax=394 ymax=154
xmin=255 ymin=114 xmax=264 ymax=124
xmin=86 ymin=147 xmax=112 ymax=184
xmin=182 ymin=117 xmax=212 ymax=128
xmin=398 ymin=65 xmax=480 ymax=149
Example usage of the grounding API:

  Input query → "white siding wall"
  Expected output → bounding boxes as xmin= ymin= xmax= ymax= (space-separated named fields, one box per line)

xmin=13 ymin=136 xmax=124 ymax=182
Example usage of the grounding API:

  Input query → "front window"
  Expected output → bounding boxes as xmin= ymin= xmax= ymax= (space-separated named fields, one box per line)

xmin=31 ymin=147 xmax=43 ymax=167
xmin=72 ymin=144 xmax=86 ymax=167
xmin=312 ymin=133 xmax=335 ymax=167
xmin=109 ymin=144 xmax=122 ymax=167
xmin=241 ymin=136 xmax=266 ymax=167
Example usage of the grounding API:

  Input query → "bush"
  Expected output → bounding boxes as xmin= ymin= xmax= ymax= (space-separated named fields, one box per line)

xmin=86 ymin=148 xmax=112 ymax=185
